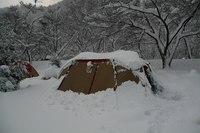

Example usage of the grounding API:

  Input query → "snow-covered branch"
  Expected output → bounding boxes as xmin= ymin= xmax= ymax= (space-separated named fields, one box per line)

xmin=169 ymin=29 xmax=200 ymax=65
xmin=149 ymin=0 xmax=161 ymax=17
xmin=181 ymin=30 xmax=200 ymax=38
xmin=29 ymin=16 xmax=43 ymax=34
xmin=128 ymin=18 xmax=156 ymax=39
xmin=15 ymin=39 xmax=36 ymax=48
xmin=54 ymin=31 xmax=78 ymax=59
xmin=105 ymin=2 xmax=158 ymax=17
xmin=169 ymin=2 xmax=200 ymax=44
xmin=143 ymin=14 xmax=155 ymax=33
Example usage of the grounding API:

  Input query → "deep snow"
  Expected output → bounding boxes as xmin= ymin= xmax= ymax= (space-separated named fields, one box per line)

xmin=0 ymin=59 xmax=200 ymax=133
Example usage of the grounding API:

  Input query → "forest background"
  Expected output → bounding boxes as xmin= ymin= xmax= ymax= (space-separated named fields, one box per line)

xmin=0 ymin=0 xmax=200 ymax=68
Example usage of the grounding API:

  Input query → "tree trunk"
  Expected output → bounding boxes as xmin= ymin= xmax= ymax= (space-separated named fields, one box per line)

xmin=27 ymin=50 xmax=32 ymax=63
xmin=161 ymin=56 xmax=167 ymax=69
xmin=137 ymin=42 xmax=142 ymax=57
xmin=184 ymin=38 xmax=192 ymax=59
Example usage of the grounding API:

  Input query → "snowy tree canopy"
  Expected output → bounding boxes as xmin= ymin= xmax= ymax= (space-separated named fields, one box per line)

xmin=0 ymin=0 xmax=200 ymax=68
xmin=88 ymin=0 xmax=200 ymax=68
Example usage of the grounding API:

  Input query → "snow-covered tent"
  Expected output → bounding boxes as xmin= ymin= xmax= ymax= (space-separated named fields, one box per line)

xmin=12 ymin=61 xmax=39 ymax=78
xmin=57 ymin=50 xmax=162 ymax=94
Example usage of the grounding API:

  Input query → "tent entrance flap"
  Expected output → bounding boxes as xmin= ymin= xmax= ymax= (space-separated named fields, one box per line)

xmin=58 ymin=61 xmax=96 ymax=94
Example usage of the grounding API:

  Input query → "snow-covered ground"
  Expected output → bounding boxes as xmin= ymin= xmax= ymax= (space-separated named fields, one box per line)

xmin=0 ymin=59 xmax=200 ymax=133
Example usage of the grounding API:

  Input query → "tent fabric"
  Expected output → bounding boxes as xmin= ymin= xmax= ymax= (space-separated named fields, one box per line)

xmin=115 ymin=65 xmax=139 ymax=87
xmin=58 ymin=59 xmax=141 ymax=94
xmin=24 ymin=63 xmax=39 ymax=77
xmin=12 ymin=61 xmax=39 ymax=78
xmin=27 ymin=65 xmax=39 ymax=77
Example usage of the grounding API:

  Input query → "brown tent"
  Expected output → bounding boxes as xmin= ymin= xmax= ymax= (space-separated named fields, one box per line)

xmin=57 ymin=59 xmax=146 ymax=94
xmin=57 ymin=50 xmax=162 ymax=94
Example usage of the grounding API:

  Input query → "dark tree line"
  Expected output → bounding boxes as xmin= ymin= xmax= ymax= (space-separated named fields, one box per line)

xmin=0 ymin=0 xmax=200 ymax=68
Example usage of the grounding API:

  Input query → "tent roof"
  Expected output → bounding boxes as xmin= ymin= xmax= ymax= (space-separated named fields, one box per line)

xmin=61 ymin=50 xmax=148 ymax=72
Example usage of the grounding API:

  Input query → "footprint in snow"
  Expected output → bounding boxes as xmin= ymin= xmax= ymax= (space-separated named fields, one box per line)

xmin=144 ymin=110 xmax=151 ymax=116
xmin=47 ymin=101 xmax=55 ymax=106
xmin=60 ymin=100 xmax=67 ymax=105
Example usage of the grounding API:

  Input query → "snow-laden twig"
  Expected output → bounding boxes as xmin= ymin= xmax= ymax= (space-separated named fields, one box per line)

xmin=105 ymin=2 xmax=158 ymax=17
xmin=54 ymin=31 xmax=78 ymax=59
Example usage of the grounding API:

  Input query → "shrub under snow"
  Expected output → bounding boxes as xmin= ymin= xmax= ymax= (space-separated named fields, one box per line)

xmin=0 ymin=65 xmax=25 ymax=92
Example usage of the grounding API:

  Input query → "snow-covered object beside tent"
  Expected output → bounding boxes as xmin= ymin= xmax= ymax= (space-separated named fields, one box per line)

xmin=0 ymin=61 xmax=40 ymax=92
xmin=58 ymin=50 xmax=162 ymax=94
xmin=12 ymin=61 xmax=39 ymax=78
xmin=42 ymin=65 xmax=60 ymax=80
xmin=0 ymin=65 xmax=22 ymax=92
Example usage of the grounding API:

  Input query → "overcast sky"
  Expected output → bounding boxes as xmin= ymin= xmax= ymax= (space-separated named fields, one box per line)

xmin=0 ymin=0 xmax=62 ymax=8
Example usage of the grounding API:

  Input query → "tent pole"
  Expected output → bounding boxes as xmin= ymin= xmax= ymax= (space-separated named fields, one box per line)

xmin=88 ymin=64 xmax=98 ymax=94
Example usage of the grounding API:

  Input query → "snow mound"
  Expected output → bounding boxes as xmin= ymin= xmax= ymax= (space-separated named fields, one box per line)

xmin=188 ymin=69 xmax=199 ymax=76
xmin=61 ymin=50 xmax=147 ymax=73
xmin=42 ymin=65 xmax=60 ymax=80
xmin=1 ymin=59 xmax=200 ymax=133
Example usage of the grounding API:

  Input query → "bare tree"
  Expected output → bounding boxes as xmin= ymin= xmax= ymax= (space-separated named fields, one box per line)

xmin=12 ymin=1 xmax=44 ymax=62
xmin=89 ymin=0 xmax=200 ymax=68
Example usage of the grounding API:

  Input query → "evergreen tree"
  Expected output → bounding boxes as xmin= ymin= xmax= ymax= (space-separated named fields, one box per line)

xmin=0 ymin=45 xmax=25 ymax=92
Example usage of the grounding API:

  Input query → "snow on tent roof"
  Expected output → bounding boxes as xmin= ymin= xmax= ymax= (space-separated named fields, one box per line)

xmin=61 ymin=50 xmax=147 ymax=71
